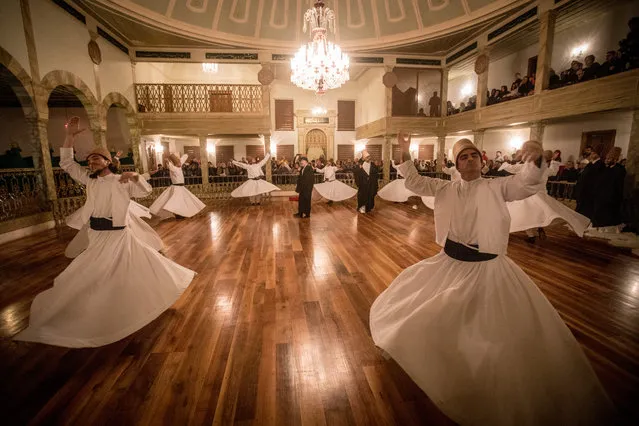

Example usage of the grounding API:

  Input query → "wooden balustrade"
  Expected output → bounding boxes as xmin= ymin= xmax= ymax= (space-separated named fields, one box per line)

xmin=0 ymin=168 xmax=48 ymax=221
xmin=135 ymin=83 xmax=263 ymax=113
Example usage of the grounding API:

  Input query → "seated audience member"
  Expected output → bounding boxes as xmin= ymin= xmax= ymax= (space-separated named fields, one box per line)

xmin=498 ymin=85 xmax=511 ymax=99
xmin=582 ymin=55 xmax=600 ymax=81
xmin=510 ymin=73 xmax=522 ymax=91
xmin=576 ymin=68 xmax=586 ymax=83
xmin=517 ymin=76 xmax=534 ymax=96
xmin=446 ymin=100 xmax=455 ymax=115
xmin=562 ymin=61 xmax=582 ymax=84
xmin=599 ymin=51 xmax=624 ymax=77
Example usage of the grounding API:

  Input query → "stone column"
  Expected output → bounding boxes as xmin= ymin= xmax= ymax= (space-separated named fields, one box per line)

xmin=29 ymin=117 xmax=57 ymax=202
xmin=264 ymin=134 xmax=273 ymax=183
xmin=437 ymin=134 xmax=446 ymax=172
xmin=91 ymin=126 xmax=107 ymax=148
xmin=198 ymin=134 xmax=209 ymax=188
xmin=384 ymin=65 xmax=393 ymax=118
xmin=130 ymin=127 xmax=143 ymax=173
xmin=440 ymin=68 xmax=449 ymax=117
xmin=473 ymin=130 xmax=485 ymax=151
xmin=626 ymin=110 xmax=639 ymax=189
xmin=535 ymin=9 xmax=557 ymax=94
xmin=529 ymin=121 xmax=546 ymax=143
xmin=383 ymin=135 xmax=392 ymax=181
xmin=476 ymin=54 xmax=490 ymax=108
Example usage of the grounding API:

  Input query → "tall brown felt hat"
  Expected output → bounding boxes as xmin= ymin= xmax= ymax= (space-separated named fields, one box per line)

xmin=86 ymin=147 xmax=112 ymax=162
xmin=452 ymin=138 xmax=480 ymax=165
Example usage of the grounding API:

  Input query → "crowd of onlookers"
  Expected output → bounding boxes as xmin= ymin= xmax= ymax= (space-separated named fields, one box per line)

xmin=447 ymin=17 xmax=639 ymax=115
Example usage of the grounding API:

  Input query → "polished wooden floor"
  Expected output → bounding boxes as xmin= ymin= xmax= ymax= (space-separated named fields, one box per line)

xmin=0 ymin=198 xmax=638 ymax=426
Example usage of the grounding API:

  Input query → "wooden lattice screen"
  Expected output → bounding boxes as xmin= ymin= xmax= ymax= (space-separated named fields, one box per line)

xmin=275 ymin=99 xmax=295 ymax=131
xmin=366 ymin=144 xmax=382 ymax=162
xmin=276 ymin=145 xmax=295 ymax=162
xmin=135 ymin=84 xmax=262 ymax=113
xmin=215 ymin=146 xmax=235 ymax=164
xmin=337 ymin=145 xmax=355 ymax=161
xmin=246 ymin=145 xmax=265 ymax=160
xmin=337 ymin=100 xmax=355 ymax=131
xmin=418 ymin=145 xmax=435 ymax=160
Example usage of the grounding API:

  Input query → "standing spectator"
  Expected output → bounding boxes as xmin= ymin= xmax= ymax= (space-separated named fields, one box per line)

xmin=429 ymin=91 xmax=441 ymax=117
xmin=591 ymin=147 xmax=626 ymax=229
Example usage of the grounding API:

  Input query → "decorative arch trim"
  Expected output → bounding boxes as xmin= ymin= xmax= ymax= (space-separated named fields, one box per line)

xmin=0 ymin=45 xmax=36 ymax=117
xmin=40 ymin=70 xmax=100 ymax=123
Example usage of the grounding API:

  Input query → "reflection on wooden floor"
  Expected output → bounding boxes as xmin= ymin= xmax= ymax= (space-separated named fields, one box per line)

xmin=0 ymin=198 xmax=637 ymax=425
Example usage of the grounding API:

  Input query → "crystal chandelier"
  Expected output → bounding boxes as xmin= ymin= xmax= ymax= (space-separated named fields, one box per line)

xmin=291 ymin=1 xmax=349 ymax=95
xmin=202 ymin=63 xmax=218 ymax=73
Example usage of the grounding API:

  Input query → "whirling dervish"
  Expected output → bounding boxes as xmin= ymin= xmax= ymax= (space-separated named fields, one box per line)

xmin=230 ymin=154 xmax=279 ymax=205
xmin=377 ymin=160 xmax=419 ymax=202
xmin=312 ymin=159 xmax=357 ymax=204
xmin=422 ymin=153 xmax=590 ymax=242
xmin=499 ymin=150 xmax=590 ymax=242
xmin=14 ymin=117 xmax=196 ymax=348
xmin=149 ymin=153 xmax=206 ymax=220
xmin=370 ymin=131 xmax=616 ymax=426
xmin=65 ymin=154 xmax=164 ymax=257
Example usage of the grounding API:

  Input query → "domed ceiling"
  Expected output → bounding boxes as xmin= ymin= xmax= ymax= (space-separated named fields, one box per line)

xmin=82 ymin=0 xmax=529 ymax=52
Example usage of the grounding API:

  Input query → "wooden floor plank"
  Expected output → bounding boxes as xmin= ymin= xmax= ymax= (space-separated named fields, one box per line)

xmin=0 ymin=198 xmax=638 ymax=425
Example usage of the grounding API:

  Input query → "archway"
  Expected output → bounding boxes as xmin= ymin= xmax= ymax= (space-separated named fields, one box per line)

xmin=47 ymin=86 xmax=96 ymax=164
xmin=305 ymin=129 xmax=327 ymax=160
xmin=40 ymin=70 xmax=102 ymax=147
xmin=0 ymin=47 xmax=50 ymax=219
xmin=102 ymin=92 xmax=141 ymax=171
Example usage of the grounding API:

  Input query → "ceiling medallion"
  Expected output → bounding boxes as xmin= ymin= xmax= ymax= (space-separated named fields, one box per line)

xmin=88 ymin=40 xmax=102 ymax=65
xmin=291 ymin=1 xmax=350 ymax=95
xmin=474 ymin=54 xmax=489 ymax=75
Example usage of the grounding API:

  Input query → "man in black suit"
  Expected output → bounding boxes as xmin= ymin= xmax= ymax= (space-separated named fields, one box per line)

xmin=294 ymin=156 xmax=314 ymax=218
xmin=354 ymin=150 xmax=379 ymax=213
xmin=575 ymin=150 xmax=604 ymax=220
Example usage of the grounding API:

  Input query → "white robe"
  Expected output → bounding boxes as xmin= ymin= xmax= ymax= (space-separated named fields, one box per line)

xmin=230 ymin=154 xmax=280 ymax=198
xmin=377 ymin=161 xmax=418 ymax=202
xmin=64 ymin=200 xmax=164 ymax=258
xmin=312 ymin=166 xmax=357 ymax=202
xmin=14 ymin=149 xmax=196 ymax=348
xmin=370 ymin=160 xmax=615 ymax=425
xmin=149 ymin=155 xmax=206 ymax=219
xmin=422 ymin=163 xmax=590 ymax=237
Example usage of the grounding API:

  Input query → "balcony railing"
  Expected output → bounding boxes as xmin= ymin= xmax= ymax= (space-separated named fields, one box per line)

xmin=135 ymin=84 xmax=263 ymax=113
xmin=0 ymin=168 xmax=48 ymax=221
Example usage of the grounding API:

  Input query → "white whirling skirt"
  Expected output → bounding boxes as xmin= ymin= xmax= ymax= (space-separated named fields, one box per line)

xmin=150 ymin=185 xmax=206 ymax=219
xmin=15 ymin=227 xmax=195 ymax=348
xmin=231 ymin=179 xmax=280 ymax=198
xmin=64 ymin=202 xmax=164 ymax=258
xmin=378 ymin=179 xmax=418 ymax=202
xmin=422 ymin=192 xmax=590 ymax=236
xmin=370 ymin=252 xmax=616 ymax=426
xmin=508 ymin=191 xmax=590 ymax=236
xmin=128 ymin=200 xmax=152 ymax=219
xmin=312 ymin=180 xmax=357 ymax=202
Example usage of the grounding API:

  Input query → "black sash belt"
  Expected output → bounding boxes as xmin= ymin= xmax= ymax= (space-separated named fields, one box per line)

xmin=250 ymin=177 xmax=262 ymax=180
xmin=90 ymin=217 xmax=125 ymax=231
xmin=172 ymin=183 xmax=185 ymax=186
xmin=444 ymin=239 xmax=497 ymax=262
